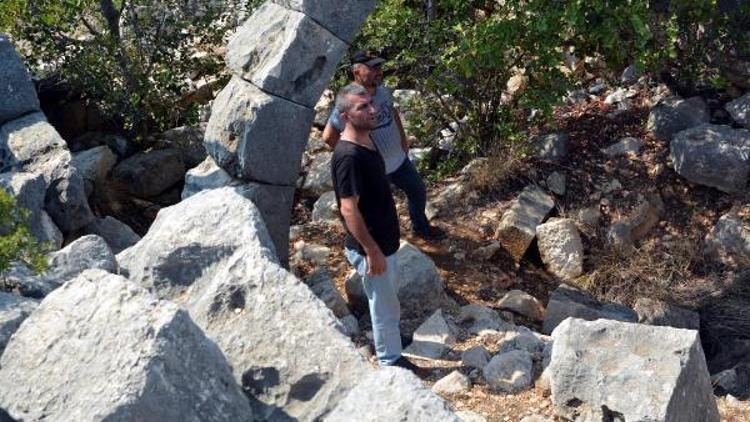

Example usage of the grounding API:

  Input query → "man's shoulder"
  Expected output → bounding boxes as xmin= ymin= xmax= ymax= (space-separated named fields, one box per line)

xmin=333 ymin=140 xmax=359 ymax=161
xmin=375 ymin=85 xmax=394 ymax=104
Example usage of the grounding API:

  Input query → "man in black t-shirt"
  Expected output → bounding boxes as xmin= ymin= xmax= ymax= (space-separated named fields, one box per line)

xmin=331 ymin=83 xmax=422 ymax=373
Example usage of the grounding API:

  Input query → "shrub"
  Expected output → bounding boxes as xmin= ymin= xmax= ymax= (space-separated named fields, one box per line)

xmin=0 ymin=189 xmax=47 ymax=279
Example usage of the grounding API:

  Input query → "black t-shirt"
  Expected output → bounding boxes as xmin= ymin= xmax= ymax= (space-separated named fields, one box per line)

xmin=332 ymin=140 xmax=400 ymax=256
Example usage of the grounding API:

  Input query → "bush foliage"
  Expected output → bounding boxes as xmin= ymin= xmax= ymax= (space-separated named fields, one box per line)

xmin=0 ymin=189 xmax=47 ymax=279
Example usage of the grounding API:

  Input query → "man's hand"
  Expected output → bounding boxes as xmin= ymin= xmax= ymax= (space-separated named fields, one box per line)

xmin=365 ymin=247 xmax=387 ymax=276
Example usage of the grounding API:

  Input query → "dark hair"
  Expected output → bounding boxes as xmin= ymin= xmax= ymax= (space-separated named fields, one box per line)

xmin=335 ymin=83 xmax=368 ymax=113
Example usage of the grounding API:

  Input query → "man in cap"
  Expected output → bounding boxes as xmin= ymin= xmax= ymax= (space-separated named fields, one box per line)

xmin=323 ymin=50 xmax=445 ymax=241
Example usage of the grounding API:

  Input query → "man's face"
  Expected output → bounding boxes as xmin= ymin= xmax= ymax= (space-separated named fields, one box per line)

xmin=342 ymin=93 xmax=378 ymax=130
xmin=353 ymin=63 xmax=383 ymax=88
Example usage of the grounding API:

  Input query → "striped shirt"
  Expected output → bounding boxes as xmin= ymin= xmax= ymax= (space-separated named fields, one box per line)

xmin=328 ymin=85 xmax=406 ymax=174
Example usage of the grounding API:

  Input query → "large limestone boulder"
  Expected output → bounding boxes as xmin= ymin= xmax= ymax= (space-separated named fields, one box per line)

xmin=324 ymin=367 xmax=460 ymax=422
xmin=44 ymin=234 xmax=116 ymax=285
xmin=82 ymin=216 xmax=141 ymax=255
xmin=345 ymin=241 xmax=456 ymax=322
xmin=0 ymin=112 xmax=93 ymax=232
xmin=204 ymin=75 xmax=315 ymax=185
xmin=272 ymin=0 xmax=378 ymax=43
xmin=670 ymin=124 xmax=750 ymax=193
xmin=0 ymin=171 xmax=62 ymax=248
xmin=494 ymin=185 xmax=555 ymax=262
xmin=111 ymin=148 xmax=185 ymax=198
xmin=118 ymin=188 xmax=371 ymax=420
xmin=542 ymin=284 xmax=637 ymax=334
xmin=548 ymin=318 xmax=719 ymax=422
xmin=536 ymin=218 xmax=583 ymax=280
xmin=0 ymin=270 xmax=253 ymax=422
xmin=647 ymin=95 xmax=710 ymax=140
xmin=0 ymin=292 xmax=37 ymax=355
xmin=725 ymin=92 xmax=750 ymax=128
xmin=182 ymin=155 xmax=239 ymax=200
xmin=0 ymin=34 xmax=40 ymax=125
xmin=226 ymin=2 xmax=347 ymax=108
xmin=704 ymin=210 xmax=750 ymax=267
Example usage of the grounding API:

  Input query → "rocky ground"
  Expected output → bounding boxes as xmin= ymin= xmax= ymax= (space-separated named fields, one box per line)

xmin=290 ymin=78 xmax=750 ymax=421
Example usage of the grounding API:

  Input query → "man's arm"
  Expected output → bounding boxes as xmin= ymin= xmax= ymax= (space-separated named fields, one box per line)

xmin=339 ymin=196 xmax=386 ymax=275
xmin=322 ymin=121 xmax=341 ymax=150
xmin=394 ymin=108 xmax=409 ymax=153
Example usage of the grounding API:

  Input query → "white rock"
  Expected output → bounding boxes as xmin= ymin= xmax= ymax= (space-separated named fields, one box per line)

xmin=432 ymin=370 xmax=471 ymax=395
xmin=495 ymin=185 xmax=555 ymax=262
xmin=497 ymin=289 xmax=545 ymax=321
xmin=312 ymin=190 xmax=339 ymax=224
xmin=404 ymin=309 xmax=457 ymax=359
xmin=536 ymin=218 xmax=584 ymax=280
xmin=0 ymin=292 xmax=37 ymax=355
xmin=483 ymin=350 xmax=534 ymax=392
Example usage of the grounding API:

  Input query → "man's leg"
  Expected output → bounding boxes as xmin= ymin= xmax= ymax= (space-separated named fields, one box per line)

xmin=345 ymin=248 xmax=401 ymax=365
xmin=387 ymin=159 xmax=430 ymax=234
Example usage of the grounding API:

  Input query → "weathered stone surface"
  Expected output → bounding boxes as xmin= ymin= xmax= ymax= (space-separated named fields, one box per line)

xmin=549 ymin=318 xmax=719 ymax=422
xmin=531 ymin=133 xmax=568 ymax=161
xmin=1 ymin=112 xmax=93 ymax=232
xmin=313 ymin=89 xmax=334 ymax=128
xmin=72 ymin=145 xmax=116 ymax=197
xmin=576 ymin=205 xmax=601 ymax=227
xmin=726 ymin=93 xmax=750 ymax=128
xmin=542 ymin=284 xmax=637 ymax=334
xmin=111 ymin=148 xmax=185 ymax=198
xmin=647 ymin=95 xmax=710 ymax=140
xmin=634 ymin=297 xmax=700 ymax=330
xmin=483 ymin=350 xmax=534 ymax=392
xmin=0 ymin=34 xmax=40 ymax=125
xmin=462 ymin=345 xmax=490 ymax=370
xmin=83 ymin=216 xmax=141 ymax=255
xmin=458 ymin=304 xmax=514 ymax=335
xmin=304 ymin=269 xmax=350 ymax=319
xmin=495 ymin=186 xmax=555 ymax=262
xmin=324 ymin=367 xmax=460 ymax=422
xmin=205 ymin=75 xmax=315 ymax=185
xmin=602 ymin=136 xmax=642 ymax=157
xmin=404 ymin=309 xmax=458 ymax=359
xmin=235 ymin=182 xmax=295 ymax=266
xmin=606 ymin=193 xmax=664 ymax=248
xmin=704 ymin=210 xmax=750 ymax=267
xmin=273 ymin=0 xmax=378 ymax=43
xmin=545 ymin=171 xmax=565 ymax=196
xmin=455 ymin=410 xmax=488 ymax=422
xmin=0 ymin=292 xmax=37 ymax=355
xmin=432 ymin=370 xmax=471 ymax=395
xmin=497 ymin=290 xmax=545 ymax=321
xmin=119 ymin=188 xmax=369 ymax=420
xmin=182 ymin=155 xmax=239 ymax=200
xmin=302 ymin=151 xmax=332 ymax=195
xmin=45 ymin=234 xmax=117 ymax=285
xmin=536 ymin=218 xmax=584 ymax=280
xmin=670 ymin=124 xmax=750 ymax=193
xmin=496 ymin=326 xmax=545 ymax=356
xmin=227 ymin=3 xmax=347 ymax=108
xmin=0 ymin=171 xmax=61 ymax=248
xmin=312 ymin=190 xmax=339 ymax=224
xmin=0 ymin=270 xmax=253 ymax=422
xmin=160 ymin=125 xmax=208 ymax=168
xmin=346 ymin=241 xmax=456 ymax=322
xmin=294 ymin=241 xmax=331 ymax=266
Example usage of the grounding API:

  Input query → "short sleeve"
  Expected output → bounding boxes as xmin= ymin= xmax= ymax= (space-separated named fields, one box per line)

xmin=333 ymin=154 xmax=363 ymax=199
xmin=328 ymin=106 xmax=345 ymax=132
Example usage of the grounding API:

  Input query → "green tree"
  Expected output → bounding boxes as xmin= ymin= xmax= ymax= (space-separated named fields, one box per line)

xmin=0 ymin=0 xmax=258 ymax=139
xmin=0 ymin=190 xmax=47 ymax=279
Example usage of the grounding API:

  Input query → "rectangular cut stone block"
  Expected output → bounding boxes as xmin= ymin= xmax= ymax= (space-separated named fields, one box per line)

xmin=495 ymin=185 xmax=555 ymax=262
xmin=549 ymin=318 xmax=719 ymax=422
xmin=0 ymin=34 xmax=40 ymax=125
xmin=227 ymin=2 xmax=348 ymax=107
xmin=236 ymin=182 xmax=294 ymax=266
xmin=0 ymin=270 xmax=253 ymax=422
xmin=205 ymin=76 xmax=315 ymax=186
xmin=273 ymin=0 xmax=379 ymax=43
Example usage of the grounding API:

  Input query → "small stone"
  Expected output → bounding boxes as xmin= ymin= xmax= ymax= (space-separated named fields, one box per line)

xmin=577 ymin=206 xmax=601 ymax=227
xmin=483 ymin=350 xmax=533 ymax=392
xmin=497 ymin=290 xmax=545 ymax=321
xmin=546 ymin=172 xmax=566 ymax=196
xmin=403 ymin=309 xmax=457 ymax=359
xmin=432 ymin=370 xmax=471 ymax=395
xmin=461 ymin=345 xmax=491 ymax=370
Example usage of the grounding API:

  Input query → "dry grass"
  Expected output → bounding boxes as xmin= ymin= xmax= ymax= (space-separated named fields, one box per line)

xmin=702 ymin=270 xmax=750 ymax=343
xmin=468 ymin=147 xmax=527 ymax=193
xmin=575 ymin=235 xmax=711 ymax=307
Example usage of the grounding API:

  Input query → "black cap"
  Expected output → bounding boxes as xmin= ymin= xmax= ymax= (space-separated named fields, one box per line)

xmin=351 ymin=50 xmax=385 ymax=67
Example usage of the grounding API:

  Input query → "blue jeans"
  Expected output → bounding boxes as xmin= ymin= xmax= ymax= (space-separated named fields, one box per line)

xmin=345 ymin=248 xmax=402 ymax=366
xmin=387 ymin=158 xmax=430 ymax=234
